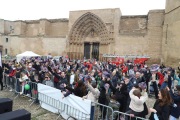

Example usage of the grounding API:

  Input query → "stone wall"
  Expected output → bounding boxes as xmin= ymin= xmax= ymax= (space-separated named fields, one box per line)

xmin=115 ymin=10 xmax=165 ymax=65
xmin=0 ymin=36 xmax=67 ymax=56
xmin=162 ymin=0 xmax=180 ymax=67
xmin=120 ymin=16 xmax=147 ymax=34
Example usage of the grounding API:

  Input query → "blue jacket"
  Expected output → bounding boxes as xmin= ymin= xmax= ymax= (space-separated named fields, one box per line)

xmin=127 ymin=81 xmax=133 ymax=92
xmin=174 ymin=75 xmax=180 ymax=85
xmin=169 ymin=90 xmax=180 ymax=118
xmin=112 ymin=75 xmax=118 ymax=87
xmin=160 ymin=81 xmax=168 ymax=89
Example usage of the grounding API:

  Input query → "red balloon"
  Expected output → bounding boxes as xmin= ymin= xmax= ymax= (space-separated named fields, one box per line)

xmin=66 ymin=56 xmax=68 ymax=58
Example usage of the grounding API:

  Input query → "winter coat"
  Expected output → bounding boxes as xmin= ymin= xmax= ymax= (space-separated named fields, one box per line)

xmin=157 ymin=72 xmax=164 ymax=85
xmin=131 ymin=77 xmax=142 ymax=86
xmin=53 ymin=72 xmax=68 ymax=89
xmin=83 ymin=84 xmax=100 ymax=106
xmin=66 ymin=86 xmax=84 ymax=97
xmin=106 ymin=93 xmax=120 ymax=119
xmin=127 ymin=81 xmax=133 ymax=92
xmin=149 ymin=100 xmax=172 ymax=120
xmin=42 ymin=80 xmax=53 ymax=87
xmin=174 ymin=74 xmax=180 ymax=85
xmin=99 ymin=80 xmax=113 ymax=98
xmin=160 ymin=81 xmax=168 ymax=89
xmin=111 ymin=83 xmax=128 ymax=113
xmin=169 ymin=90 xmax=180 ymax=118
xmin=54 ymin=72 xmax=61 ymax=83
xmin=129 ymin=89 xmax=148 ymax=112
xmin=66 ymin=72 xmax=78 ymax=86
xmin=111 ymin=75 xmax=118 ymax=87
xmin=9 ymin=70 xmax=16 ymax=77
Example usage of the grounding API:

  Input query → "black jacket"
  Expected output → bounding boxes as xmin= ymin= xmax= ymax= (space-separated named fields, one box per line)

xmin=149 ymin=100 xmax=172 ymax=120
xmin=66 ymin=86 xmax=84 ymax=97
xmin=111 ymin=83 xmax=128 ymax=113
xmin=53 ymin=72 xmax=68 ymax=89
xmin=99 ymin=80 xmax=113 ymax=98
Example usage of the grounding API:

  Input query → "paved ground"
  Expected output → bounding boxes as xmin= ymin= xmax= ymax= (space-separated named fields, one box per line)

xmin=0 ymin=89 xmax=64 ymax=120
xmin=0 ymin=80 xmax=178 ymax=120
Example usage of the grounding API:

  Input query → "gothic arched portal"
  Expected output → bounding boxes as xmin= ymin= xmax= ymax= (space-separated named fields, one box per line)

xmin=67 ymin=12 xmax=112 ymax=61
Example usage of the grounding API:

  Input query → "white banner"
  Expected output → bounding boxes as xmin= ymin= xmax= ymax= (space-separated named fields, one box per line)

xmin=38 ymin=84 xmax=91 ymax=119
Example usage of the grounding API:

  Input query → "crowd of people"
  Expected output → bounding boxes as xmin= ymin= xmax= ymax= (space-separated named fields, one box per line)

xmin=0 ymin=55 xmax=180 ymax=120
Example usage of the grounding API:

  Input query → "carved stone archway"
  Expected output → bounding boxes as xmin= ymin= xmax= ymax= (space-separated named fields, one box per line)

xmin=67 ymin=12 xmax=111 ymax=61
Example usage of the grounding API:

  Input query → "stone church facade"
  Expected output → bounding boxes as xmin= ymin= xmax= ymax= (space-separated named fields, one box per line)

xmin=0 ymin=0 xmax=180 ymax=67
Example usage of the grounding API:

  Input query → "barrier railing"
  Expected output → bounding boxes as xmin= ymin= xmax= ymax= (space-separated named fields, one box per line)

xmin=3 ymin=72 xmax=38 ymax=109
xmin=91 ymin=101 xmax=114 ymax=120
xmin=114 ymin=111 xmax=149 ymax=120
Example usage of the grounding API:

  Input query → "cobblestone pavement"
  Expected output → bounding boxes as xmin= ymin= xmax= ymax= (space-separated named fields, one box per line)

xmin=0 ymin=81 xmax=178 ymax=120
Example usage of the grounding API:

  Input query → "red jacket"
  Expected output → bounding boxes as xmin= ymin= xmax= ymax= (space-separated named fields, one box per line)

xmin=157 ymin=72 xmax=164 ymax=85
xmin=54 ymin=72 xmax=61 ymax=83
xmin=122 ymin=66 xmax=128 ymax=73
xmin=9 ymin=70 xmax=16 ymax=77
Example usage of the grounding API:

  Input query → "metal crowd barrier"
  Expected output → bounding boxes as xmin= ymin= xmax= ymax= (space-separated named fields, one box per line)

xmin=3 ymin=72 xmax=38 ymax=109
xmin=37 ymin=92 xmax=66 ymax=120
xmin=91 ymin=101 xmax=114 ymax=120
xmin=114 ymin=111 xmax=149 ymax=120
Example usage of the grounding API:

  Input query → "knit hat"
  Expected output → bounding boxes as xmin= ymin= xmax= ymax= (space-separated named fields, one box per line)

xmin=53 ymin=66 xmax=57 ymax=69
xmin=78 ymin=74 xmax=84 ymax=80
xmin=150 ymin=64 xmax=159 ymax=73
xmin=102 ymin=71 xmax=110 ymax=79
xmin=138 ymin=82 xmax=146 ymax=90
xmin=104 ymin=83 xmax=110 ymax=90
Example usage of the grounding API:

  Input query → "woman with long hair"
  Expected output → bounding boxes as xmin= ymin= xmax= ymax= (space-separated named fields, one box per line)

xmin=64 ymin=80 xmax=87 ymax=97
xmin=149 ymin=88 xmax=173 ymax=120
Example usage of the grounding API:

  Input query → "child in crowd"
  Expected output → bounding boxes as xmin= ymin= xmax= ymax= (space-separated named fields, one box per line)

xmin=106 ymin=84 xmax=120 ymax=120
xmin=126 ymin=87 xmax=148 ymax=119
xmin=19 ymin=72 xmax=28 ymax=95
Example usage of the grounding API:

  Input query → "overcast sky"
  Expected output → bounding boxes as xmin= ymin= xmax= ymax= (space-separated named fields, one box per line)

xmin=0 ymin=0 xmax=166 ymax=21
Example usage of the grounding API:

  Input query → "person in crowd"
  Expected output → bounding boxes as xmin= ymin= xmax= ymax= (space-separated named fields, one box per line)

xmin=144 ymin=67 xmax=151 ymax=92
xmin=98 ymin=72 xmax=113 ymax=119
xmin=62 ymin=88 xmax=72 ymax=99
xmin=167 ymin=71 xmax=172 ymax=90
xmin=82 ymin=81 xmax=100 ymax=120
xmin=42 ymin=76 xmax=53 ymax=87
xmin=174 ymin=71 xmax=180 ymax=85
xmin=0 ymin=66 xmax=3 ymax=90
xmin=19 ymin=72 xmax=28 ymax=95
xmin=126 ymin=87 xmax=148 ymax=120
xmin=53 ymin=66 xmax=61 ymax=88
xmin=131 ymin=72 xmax=142 ymax=86
xmin=149 ymin=74 xmax=173 ymax=120
xmin=160 ymin=75 xmax=168 ymax=89
xmin=171 ymin=69 xmax=175 ymax=89
xmin=63 ymin=80 xmax=87 ymax=97
xmin=106 ymin=85 xmax=120 ymax=120
xmin=166 ymin=85 xmax=180 ymax=120
xmin=66 ymin=69 xmax=78 ymax=87
xmin=7 ymin=65 xmax=17 ymax=91
xmin=111 ymin=71 xmax=118 ymax=87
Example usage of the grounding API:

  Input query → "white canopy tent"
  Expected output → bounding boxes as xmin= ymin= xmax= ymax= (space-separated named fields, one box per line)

xmin=16 ymin=51 xmax=41 ymax=62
